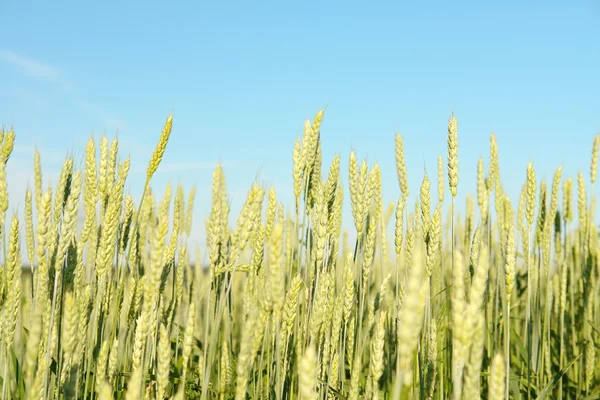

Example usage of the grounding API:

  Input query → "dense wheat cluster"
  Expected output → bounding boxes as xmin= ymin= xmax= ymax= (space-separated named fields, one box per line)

xmin=0 ymin=110 xmax=599 ymax=399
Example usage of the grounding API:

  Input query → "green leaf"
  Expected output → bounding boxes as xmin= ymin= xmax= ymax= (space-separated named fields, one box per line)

xmin=511 ymin=326 xmax=529 ymax=368
xmin=535 ymin=354 xmax=581 ymax=400
xmin=11 ymin=347 xmax=26 ymax=398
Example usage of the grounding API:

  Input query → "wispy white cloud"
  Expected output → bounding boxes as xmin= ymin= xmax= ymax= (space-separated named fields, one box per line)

xmin=0 ymin=49 xmax=62 ymax=83
xmin=1 ymin=49 xmax=128 ymax=133
xmin=0 ymin=51 xmax=207 ymax=196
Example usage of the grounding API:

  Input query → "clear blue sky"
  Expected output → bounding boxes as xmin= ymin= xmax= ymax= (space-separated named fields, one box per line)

xmin=1 ymin=1 xmax=599 ymax=254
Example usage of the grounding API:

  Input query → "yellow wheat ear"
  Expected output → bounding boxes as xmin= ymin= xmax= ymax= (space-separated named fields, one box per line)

xmin=146 ymin=113 xmax=174 ymax=181
xmin=2 ymin=127 xmax=15 ymax=163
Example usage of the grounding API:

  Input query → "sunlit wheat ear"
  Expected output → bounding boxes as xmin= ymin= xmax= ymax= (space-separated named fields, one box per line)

xmin=74 ymin=283 xmax=92 ymax=370
xmin=348 ymin=151 xmax=359 ymax=231
xmin=34 ymin=189 xmax=52 ymax=304
xmin=534 ymin=180 xmax=547 ymax=247
xmin=184 ymin=186 xmax=196 ymax=235
xmin=31 ymin=356 xmax=48 ymax=400
xmin=577 ymin=171 xmax=587 ymax=229
xmin=299 ymin=344 xmax=317 ymax=400
xmin=107 ymin=338 xmax=119 ymax=386
xmin=157 ymin=323 xmax=171 ymax=400
xmin=301 ymin=120 xmax=316 ymax=175
xmin=96 ymin=381 xmax=112 ymax=400
xmin=369 ymin=310 xmax=386 ymax=400
xmin=395 ymin=133 xmax=409 ymax=199
xmin=25 ymin=189 xmax=35 ymax=268
xmin=119 ymin=195 xmax=134 ymax=254
xmin=0 ymin=159 xmax=8 ymax=225
xmin=219 ymin=339 xmax=232 ymax=395
xmin=1 ymin=127 xmax=14 ymax=162
xmin=505 ymin=220 xmax=516 ymax=300
xmin=99 ymin=135 xmax=109 ymax=201
xmin=53 ymin=157 xmax=73 ymax=225
xmin=321 ymin=287 xmax=337 ymax=358
xmin=5 ymin=215 xmax=21 ymax=349
xmin=447 ymin=113 xmax=459 ymax=197
xmin=328 ymin=174 xmax=344 ymax=249
xmin=477 ymin=157 xmax=488 ymax=220
xmin=488 ymin=133 xmax=500 ymax=190
xmin=182 ymin=301 xmax=196 ymax=381
xmin=526 ymin=162 xmax=536 ymax=227
xmin=362 ymin=216 xmax=376 ymax=290
xmin=397 ymin=245 xmax=428 ymax=385
xmin=327 ymin=294 xmax=344 ymax=381
xmin=405 ymin=216 xmax=415 ymax=268
xmin=292 ymin=138 xmax=303 ymax=204
xmin=124 ymin=367 xmax=142 ymax=400
xmin=425 ymin=206 xmax=441 ymax=277
xmin=377 ymin=263 xmax=392 ymax=303
xmin=267 ymin=221 xmax=285 ymax=320
xmin=591 ymin=135 xmax=600 ymax=184
xmin=107 ymin=135 xmax=118 ymax=189
xmin=307 ymin=138 xmax=323 ymax=207
xmin=131 ymin=312 xmax=146 ymax=371
xmin=343 ymin=252 xmax=355 ymax=325
xmin=464 ymin=245 xmax=489 ymax=348
xmin=462 ymin=312 xmax=485 ymax=398
xmin=469 ymin=225 xmax=481 ymax=272
xmin=489 ymin=353 xmax=506 ymax=400
xmin=235 ymin=299 xmax=258 ymax=400
xmin=395 ymin=197 xmax=405 ymax=258
xmin=24 ymin=305 xmax=43 ymax=388
xmin=310 ymin=271 xmax=331 ymax=342
xmin=372 ymin=162 xmax=383 ymax=218
xmin=95 ymin=338 xmax=110 ymax=390
xmin=348 ymin=350 xmax=362 ymax=400
xmin=312 ymin=108 xmax=325 ymax=132
xmin=366 ymin=163 xmax=378 ymax=215
xmin=280 ymin=275 xmax=303 ymax=345
xmin=420 ymin=173 xmax=431 ymax=235
xmin=326 ymin=154 xmax=341 ymax=203
xmin=56 ymin=171 xmax=81 ymax=270
xmin=550 ymin=165 xmax=562 ymax=222
xmin=564 ymin=177 xmax=573 ymax=224
xmin=146 ymin=113 xmax=173 ymax=181
xmin=82 ymin=137 xmax=98 ymax=242
xmin=60 ymin=291 xmax=78 ymax=384
xmin=435 ymin=155 xmax=445 ymax=205
xmin=33 ymin=149 xmax=43 ymax=210
xmin=586 ymin=335 xmax=595 ymax=391
xmin=311 ymin=182 xmax=328 ymax=275
xmin=265 ymin=186 xmax=277 ymax=238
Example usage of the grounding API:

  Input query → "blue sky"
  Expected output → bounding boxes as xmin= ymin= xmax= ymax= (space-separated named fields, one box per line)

xmin=1 ymin=1 xmax=599 ymax=255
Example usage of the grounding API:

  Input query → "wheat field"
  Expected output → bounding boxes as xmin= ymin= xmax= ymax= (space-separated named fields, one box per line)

xmin=0 ymin=110 xmax=598 ymax=399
